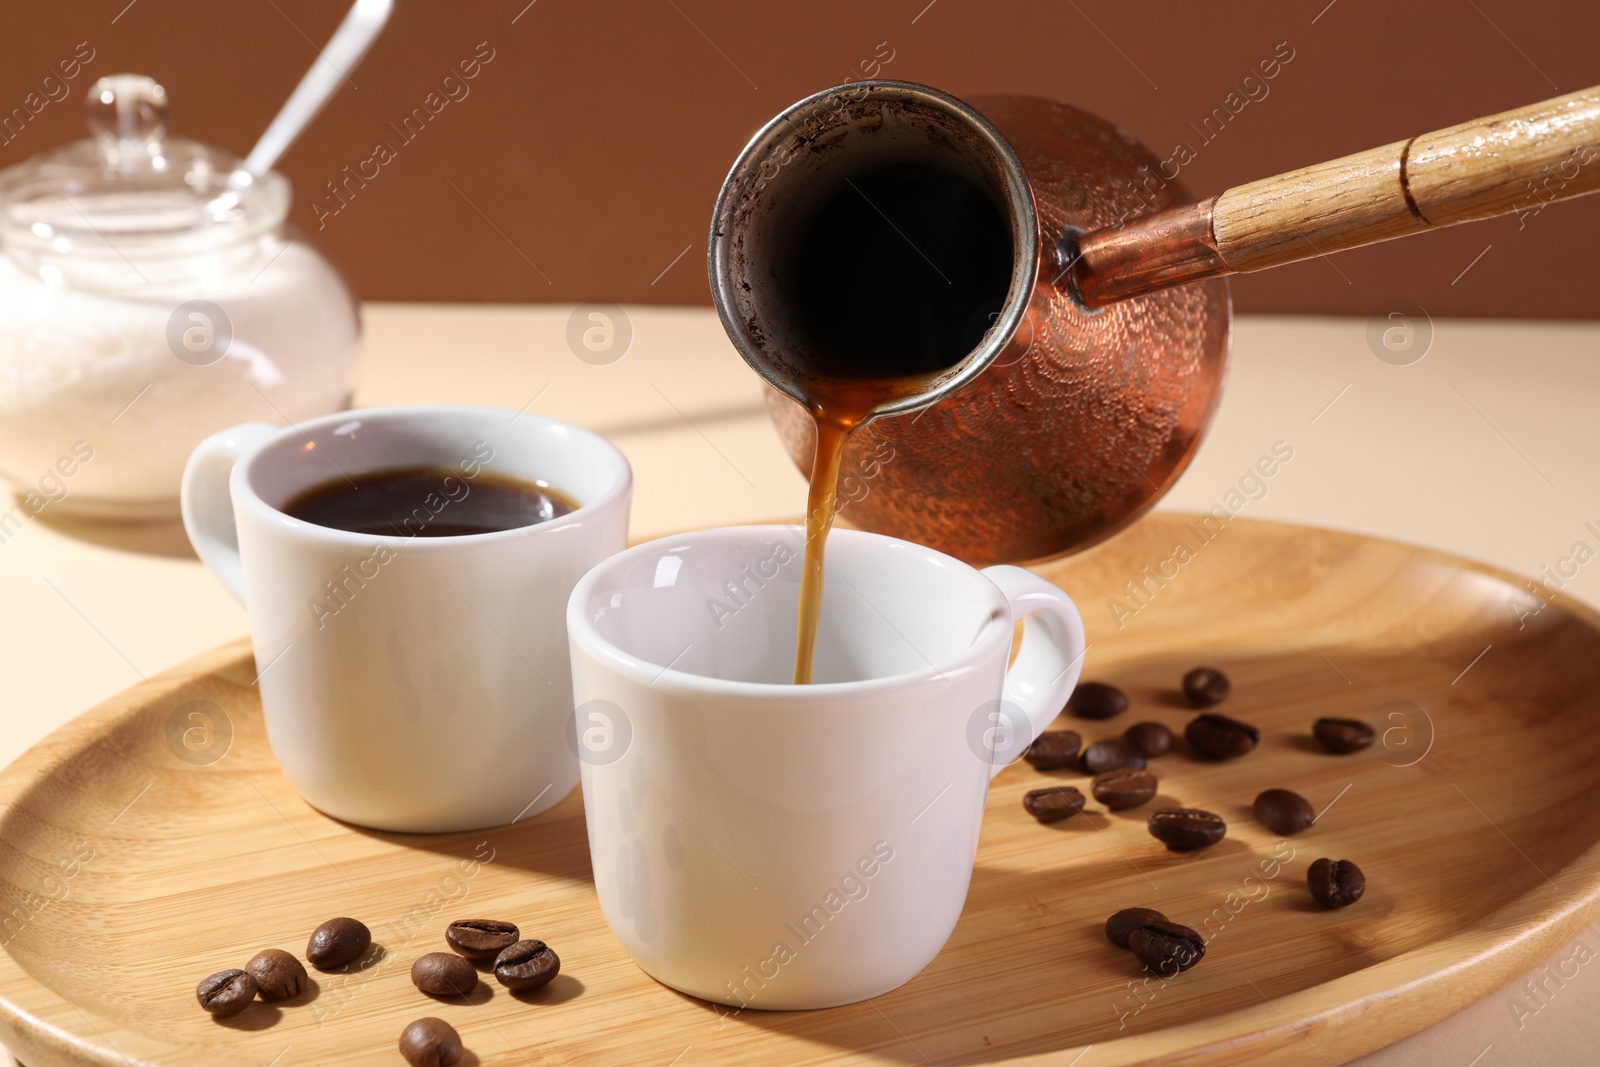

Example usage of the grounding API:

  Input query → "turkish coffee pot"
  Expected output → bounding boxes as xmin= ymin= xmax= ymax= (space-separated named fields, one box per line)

xmin=709 ymin=80 xmax=1600 ymax=564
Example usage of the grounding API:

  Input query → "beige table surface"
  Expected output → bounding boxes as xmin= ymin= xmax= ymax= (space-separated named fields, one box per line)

xmin=2 ymin=305 xmax=1598 ymax=1066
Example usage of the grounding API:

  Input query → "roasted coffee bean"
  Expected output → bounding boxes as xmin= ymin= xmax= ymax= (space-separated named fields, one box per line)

xmin=399 ymin=1017 xmax=464 ymax=1067
xmin=1184 ymin=713 xmax=1259 ymax=759
xmin=245 ymin=948 xmax=307 ymax=1001
xmin=1022 ymin=730 xmax=1082 ymax=770
xmin=196 ymin=969 xmax=256 ymax=1017
xmin=1105 ymin=907 xmax=1167 ymax=949
xmin=1091 ymin=767 xmax=1158 ymax=811
xmin=1148 ymin=807 xmax=1227 ymax=851
xmin=1313 ymin=717 xmax=1375 ymax=754
xmin=1081 ymin=739 xmax=1146 ymax=775
xmin=306 ymin=916 xmax=371 ymax=971
xmin=412 ymin=952 xmax=479 ymax=996
xmin=1308 ymin=858 xmax=1366 ymax=908
xmin=1068 ymin=681 xmax=1129 ymax=720
xmin=446 ymin=918 xmax=521 ymax=962
xmin=1122 ymin=721 xmax=1175 ymax=758
xmin=1253 ymin=789 xmax=1315 ymax=836
xmin=1182 ymin=667 xmax=1231 ymax=708
xmin=1128 ymin=919 xmax=1207 ymax=975
xmin=493 ymin=939 xmax=560 ymax=991
xmin=1023 ymin=786 xmax=1087 ymax=823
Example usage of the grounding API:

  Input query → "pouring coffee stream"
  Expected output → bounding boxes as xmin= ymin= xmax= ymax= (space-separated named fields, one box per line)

xmin=781 ymin=158 xmax=1014 ymax=682
xmin=710 ymin=79 xmax=1600 ymax=682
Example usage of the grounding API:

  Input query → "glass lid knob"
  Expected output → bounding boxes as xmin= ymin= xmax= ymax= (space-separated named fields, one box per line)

xmin=84 ymin=74 xmax=169 ymax=169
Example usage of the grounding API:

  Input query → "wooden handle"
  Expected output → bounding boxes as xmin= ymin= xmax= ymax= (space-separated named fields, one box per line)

xmin=1215 ymin=84 xmax=1600 ymax=271
xmin=1073 ymin=85 xmax=1600 ymax=306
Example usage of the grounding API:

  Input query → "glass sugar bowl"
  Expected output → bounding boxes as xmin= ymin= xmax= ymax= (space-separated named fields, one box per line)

xmin=0 ymin=74 xmax=358 ymax=520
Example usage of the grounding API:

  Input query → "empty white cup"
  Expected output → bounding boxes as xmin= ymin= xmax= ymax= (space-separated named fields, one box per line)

xmin=566 ymin=525 xmax=1085 ymax=1008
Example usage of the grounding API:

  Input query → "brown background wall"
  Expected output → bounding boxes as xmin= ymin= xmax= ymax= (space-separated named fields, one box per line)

xmin=4 ymin=0 xmax=1596 ymax=317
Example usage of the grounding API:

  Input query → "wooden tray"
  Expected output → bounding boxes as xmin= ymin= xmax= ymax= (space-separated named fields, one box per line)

xmin=4 ymin=514 xmax=1600 ymax=1067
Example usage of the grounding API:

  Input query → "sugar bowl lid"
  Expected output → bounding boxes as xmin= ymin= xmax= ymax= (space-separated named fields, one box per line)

xmin=0 ymin=74 xmax=289 ymax=265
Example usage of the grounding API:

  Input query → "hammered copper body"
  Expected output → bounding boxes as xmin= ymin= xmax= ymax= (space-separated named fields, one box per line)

xmin=819 ymin=93 xmax=1226 ymax=564
xmin=711 ymin=81 xmax=1228 ymax=564
xmin=709 ymin=79 xmax=1600 ymax=565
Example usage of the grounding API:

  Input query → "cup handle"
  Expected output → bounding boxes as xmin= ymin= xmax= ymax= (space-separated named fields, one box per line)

xmin=180 ymin=423 xmax=279 ymax=606
xmin=981 ymin=565 xmax=1087 ymax=780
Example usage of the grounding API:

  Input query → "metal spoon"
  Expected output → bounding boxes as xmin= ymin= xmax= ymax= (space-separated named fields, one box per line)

xmin=242 ymin=0 xmax=393 ymax=177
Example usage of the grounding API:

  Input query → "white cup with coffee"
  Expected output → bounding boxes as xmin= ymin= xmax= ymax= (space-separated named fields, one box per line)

xmin=565 ymin=525 xmax=1085 ymax=1008
xmin=181 ymin=405 xmax=631 ymax=832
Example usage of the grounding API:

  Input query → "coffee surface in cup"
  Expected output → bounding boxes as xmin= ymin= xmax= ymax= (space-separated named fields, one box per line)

xmin=284 ymin=467 xmax=577 ymax=537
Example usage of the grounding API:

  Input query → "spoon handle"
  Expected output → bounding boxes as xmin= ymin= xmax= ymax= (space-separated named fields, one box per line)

xmin=242 ymin=0 xmax=393 ymax=177
xmin=1072 ymin=84 xmax=1600 ymax=307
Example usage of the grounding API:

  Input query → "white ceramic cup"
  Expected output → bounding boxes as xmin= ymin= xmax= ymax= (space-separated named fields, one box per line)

xmin=566 ymin=525 xmax=1085 ymax=1009
xmin=182 ymin=405 xmax=631 ymax=832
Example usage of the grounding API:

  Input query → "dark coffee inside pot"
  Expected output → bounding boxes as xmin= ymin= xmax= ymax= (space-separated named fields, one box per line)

xmin=284 ymin=467 xmax=577 ymax=537
xmin=791 ymin=162 xmax=1013 ymax=381
xmin=780 ymin=160 xmax=1014 ymax=683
